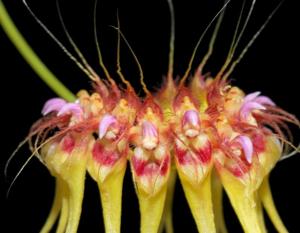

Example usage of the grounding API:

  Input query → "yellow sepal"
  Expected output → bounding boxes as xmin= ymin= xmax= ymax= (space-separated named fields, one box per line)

xmin=219 ymin=167 xmax=267 ymax=233
xmin=158 ymin=167 xmax=176 ymax=233
xmin=211 ymin=170 xmax=228 ymax=233
xmin=138 ymin=184 xmax=168 ymax=233
xmin=94 ymin=158 xmax=127 ymax=233
xmin=178 ymin=166 xmax=216 ymax=233
xmin=40 ymin=177 xmax=64 ymax=233
xmin=57 ymin=136 xmax=93 ymax=233
xmin=259 ymin=177 xmax=288 ymax=233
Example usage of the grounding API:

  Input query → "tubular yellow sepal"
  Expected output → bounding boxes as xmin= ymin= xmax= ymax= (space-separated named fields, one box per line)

xmin=58 ymin=137 xmax=93 ymax=233
xmin=259 ymin=178 xmax=288 ymax=233
xmin=178 ymin=169 xmax=216 ymax=233
xmin=98 ymin=159 xmax=127 ymax=233
xmin=211 ymin=170 xmax=228 ymax=233
xmin=40 ymin=177 xmax=63 ymax=233
xmin=61 ymin=159 xmax=87 ymax=233
xmin=158 ymin=167 xmax=176 ymax=233
xmin=220 ymin=169 xmax=267 ymax=233
xmin=138 ymin=185 xmax=168 ymax=233
xmin=56 ymin=182 xmax=69 ymax=233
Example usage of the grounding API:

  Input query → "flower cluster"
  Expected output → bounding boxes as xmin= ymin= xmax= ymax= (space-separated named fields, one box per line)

xmin=30 ymin=72 xmax=299 ymax=233
xmin=3 ymin=0 xmax=297 ymax=232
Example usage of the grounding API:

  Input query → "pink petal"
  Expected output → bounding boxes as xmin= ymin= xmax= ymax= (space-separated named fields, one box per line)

xmin=254 ymin=96 xmax=276 ymax=106
xmin=244 ymin=91 xmax=261 ymax=103
xmin=57 ymin=103 xmax=83 ymax=119
xmin=142 ymin=121 xmax=158 ymax=138
xmin=182 ymin=110 xmax=200 ymax=127
xmin=98 ymin=114 xmax=117 ymax=139
xmin=240 ymin=101 xmax=266 ymax=120
xmin=42 ymin=98 xmax=67 ymax=116
xmin=234 ymin=135 xmax=253 ymax=163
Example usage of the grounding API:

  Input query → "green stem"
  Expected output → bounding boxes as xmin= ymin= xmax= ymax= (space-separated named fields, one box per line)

xmin=0 ymin=1 xmax=75 ymax=101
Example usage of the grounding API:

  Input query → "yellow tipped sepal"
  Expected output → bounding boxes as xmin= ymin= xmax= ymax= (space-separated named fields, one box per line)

xmin=211 ymin=170 xmax=228 ymax=233
xmin=131 ymin=155 xmax=170 ymax=233
xmin=259 ymin=177 xmax=288 ymax=233
xmin=218 ymin=166 xmax=267 ymax=233
xmin=41 ymin=135 xmax=94 ymax=233
xmin=137 ymin=184 xmax=168 ymax=233
xmin=56 ymin=183 xmax=69 ymax=233
xmin=158 ymin=166 xmax=176 ymax=233
xmin=177 ymin=166 xmax=216 ymax=233
xmin=88 ymin=157 xmax=127 ymax=233
xmin=40 ymin=177 xmax=64 ymax=233
xmin=216 ymin=136 xmax=285 ymax=233
xmin=59 ymin=141 xmax=92 ymax=233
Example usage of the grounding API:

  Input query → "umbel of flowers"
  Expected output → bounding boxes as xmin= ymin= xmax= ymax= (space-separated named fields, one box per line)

xmin=29 ymin=69 xmax=298 ymax=233
xmin=2 ymin=0 xmax=299 ymax=232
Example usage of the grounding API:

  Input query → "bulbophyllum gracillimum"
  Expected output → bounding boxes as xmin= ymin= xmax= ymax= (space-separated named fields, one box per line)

xmin=2 ymin=0 xmax=299 ymax=233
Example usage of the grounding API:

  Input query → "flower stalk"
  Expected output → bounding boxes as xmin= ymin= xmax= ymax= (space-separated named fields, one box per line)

xmin=0 ymin=1 xmax=75 ymax=101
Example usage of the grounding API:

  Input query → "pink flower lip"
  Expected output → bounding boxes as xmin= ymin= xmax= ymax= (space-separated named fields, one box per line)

xmin=142 ymin=121 xmax=159 ymax=150
xmin=42 ymin=98 xmax=67 ymax=116
xmin=98 ymin=114 xmax=118 ymax=139
xmin=57 ymin=103 xmax=83 ymax=119
xmin=182 ymin=110 xmax=200 ymax=127
xmin=254 ymin=96 xmax=275 ymax=106
xmin=243 ymin=91 xmax=275 ymax=107
xmin=233 ymin=135 xmax=253 ymax=163
xmin=244 ymin=91 xmax=261 ymax=103
xmin=142 ymin=121 xmax=158 ymax=138
xmin=240 ymin=102 xmax=266 ymax=120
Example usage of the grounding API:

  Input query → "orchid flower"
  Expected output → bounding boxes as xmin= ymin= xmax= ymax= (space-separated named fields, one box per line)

xmin=2 ymin=0 xmax=299 ymax=233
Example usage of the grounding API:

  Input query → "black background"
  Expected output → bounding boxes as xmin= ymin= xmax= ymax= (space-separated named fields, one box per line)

xmin=1 ymin=0 xmax=299 ymax=232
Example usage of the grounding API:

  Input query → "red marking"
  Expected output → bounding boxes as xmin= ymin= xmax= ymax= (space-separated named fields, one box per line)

xmin=228 ymin=165 xmax=249 ymax=177
xmin=172 ymin=87 xmax=199 ymax=111
xmin=137 ymin=97 xmax=163 ymax=121
xmin=132 ymin=156 xmax=147 ymax=176
xmin=61 ymin=135 xmax=75 ymax=154
xmin=174 ymin=146 xmax=192 ymax=165
xmin=252 ymin=133 xmax=266 ymax=153
xmin=195 ymin=144 xmax=212 ymax=164
xmin=175 ymin=143 xmax=211 ymax=165
xmin=160 ymin=156 xmax=170 ymax=175
xmin=214 ymin=152 xmax=249 ymax=177
xmin=92 ymin=142 xmax=119 ymax=166
xmin=132 ymin=155 xmax=170 ymax=176
xmin=229 ymin=166 xmax=245 ymax=177
xmin=214 ymin=160 xmax=223 ymax=172
xmin=227 ymin=160 xmax=250 ymax=177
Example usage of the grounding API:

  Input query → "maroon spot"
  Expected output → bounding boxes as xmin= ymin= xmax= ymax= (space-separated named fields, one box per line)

xmin=61 ymin=135 xmax=75 ymax=154
xmin=92 ymin=143 xmax=119 ymax=166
